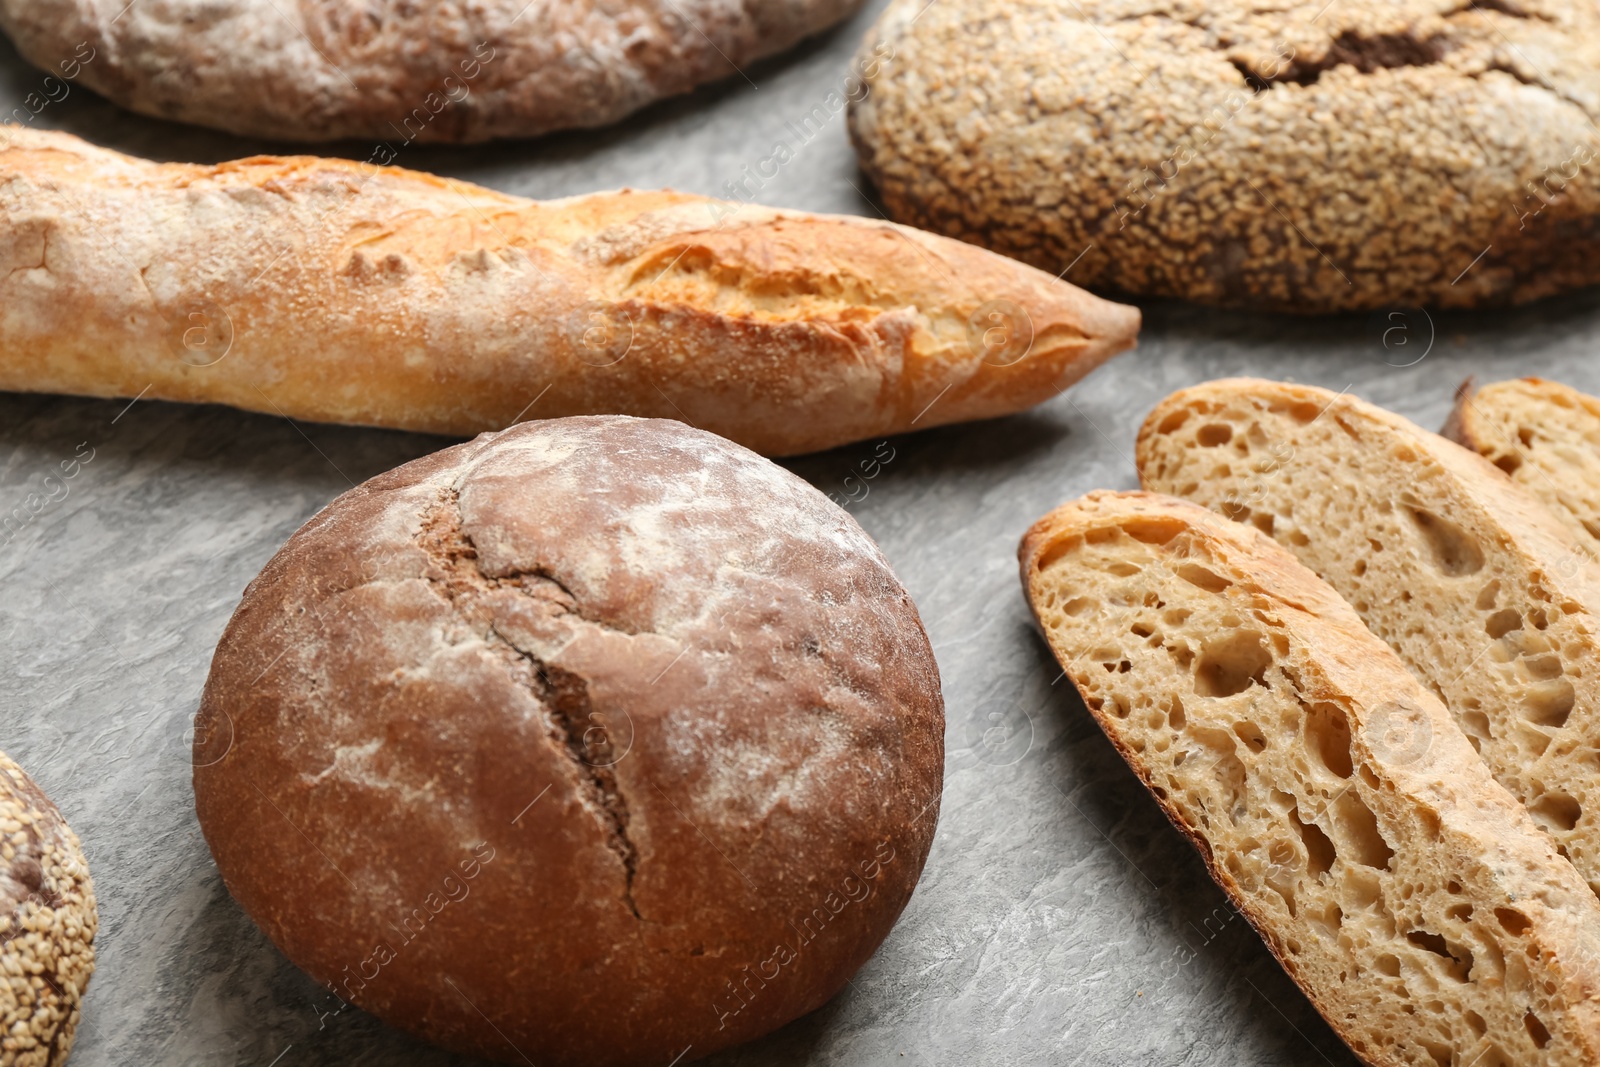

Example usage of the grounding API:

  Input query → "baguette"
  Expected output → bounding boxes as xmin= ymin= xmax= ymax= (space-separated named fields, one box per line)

xmin=0 ymin=128 xmax=1139 ymax=456
xmin=1444 ymin=378 xmax=1600 ymax=555
xmin=1137 ymin=379 xmax=1600 ymax=896
xmin=1020 ymin=490 xmax=1600 ymax=1067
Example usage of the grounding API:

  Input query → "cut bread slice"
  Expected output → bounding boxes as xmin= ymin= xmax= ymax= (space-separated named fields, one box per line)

xmin=1020 ymin=490 xmax=1600 ymax=1067
xmin=1443 ymin=377 xmax=1600 ymax=555
xmin=1137 ymin=378 xmax=1600 ymax=900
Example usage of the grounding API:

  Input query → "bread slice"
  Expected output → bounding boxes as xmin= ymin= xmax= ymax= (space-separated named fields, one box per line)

xmin=1137 ymin=378 xmax=1600 ymax=899
xmin=1019 ymin=490 xmax=1600 ymax=1067
xmin=1443 ymin=377 xmax=1600 ymax=555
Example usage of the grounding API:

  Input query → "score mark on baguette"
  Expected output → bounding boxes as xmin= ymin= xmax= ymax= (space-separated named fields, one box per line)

xmin=0 ymin=128 xmax=1139 ymax=456
xmin=1019 ymin=490 xmax=1600 ymax=1067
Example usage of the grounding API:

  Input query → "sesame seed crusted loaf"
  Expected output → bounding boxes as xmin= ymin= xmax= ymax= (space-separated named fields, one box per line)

xmin=0 ymin=0 xmax=860 ymax=142
xmin=0 ymin=128 xmax=1139 ymax=457
xmin=1019 ymin=491 xmax=1600 ymax=1067
xmin=1444 ymin=378 xmax=1600 ymax=555
xmin=848 ymin=0 xmax=1600 ymax=312
xmin=0 ymin=750 xmax=96 ymax=1067
xmin=193 ymin=416 xmax=944 ymax=1067
xmin=1138 ymin=379 xmax=1600 ymax=899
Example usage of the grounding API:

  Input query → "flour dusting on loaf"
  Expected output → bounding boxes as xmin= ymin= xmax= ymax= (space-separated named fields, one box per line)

xmin=0 ymin=0 xmax=863 ymax=142
xmin=0 ymin=128 xmax=1139 ymax=455
xmin=194 ymin=416 xmax=943 ymax=1067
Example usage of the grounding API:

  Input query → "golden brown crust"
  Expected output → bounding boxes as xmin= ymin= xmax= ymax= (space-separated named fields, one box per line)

xmin=1020 ymin=490 xmax=1600 ymax=1067
xmin=0 ymin=128 xmax=1139 ymax=456
xmin=850 ymin=0 xmax=1600 ymax=312
xmin=0 ymin=750 xmax=96 ymax=1067
xmin=194 ymin=416 xmax=943 ymax=1066
xmin=0 ymin=0 xmax=863 ymax=142
xmin=1438 ymin=375 xmax=1479 ymax=451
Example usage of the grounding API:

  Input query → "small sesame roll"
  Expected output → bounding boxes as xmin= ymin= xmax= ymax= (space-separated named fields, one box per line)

xmin=0 ymin=751 xmax=95 ymax=1067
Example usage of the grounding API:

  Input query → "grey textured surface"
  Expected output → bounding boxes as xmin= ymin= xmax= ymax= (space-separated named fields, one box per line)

xmin=1 ymin=6 xmax=1597 ymax=1065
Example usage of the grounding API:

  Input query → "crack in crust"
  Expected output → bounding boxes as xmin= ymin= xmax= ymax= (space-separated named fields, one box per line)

xmin=538 ymin=662 xmax=642 ymax=921
xmin=1237 ymin=30 xmax=1447 ymax=87
xmin=416 ymin=488 xmax=643 ymax=921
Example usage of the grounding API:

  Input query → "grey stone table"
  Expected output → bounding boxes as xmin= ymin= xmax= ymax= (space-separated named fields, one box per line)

xmin=3 ymin=7 xmax=1597 ymax=1064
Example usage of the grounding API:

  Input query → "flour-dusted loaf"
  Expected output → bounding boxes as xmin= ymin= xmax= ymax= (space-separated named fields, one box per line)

xmin=1138 ymin=379 xmax=1600 ymax=898
xmin=1020 ymin=490 xmax=1600 ymax=1067
xmin=0 ymin=129 xmax=1137 ymax=456
xmin=849 ymin=0 xmax=1600 ymax=312
xmin=0 ymin=750 xmax=96 ymax=1067
xmin=1444 ymin=378 xmax=1600 ymax=554
xmin=193 ymin=416 xmax=944 ymax=1067
xmin=0 ymin=0 xmax=863 ymax=142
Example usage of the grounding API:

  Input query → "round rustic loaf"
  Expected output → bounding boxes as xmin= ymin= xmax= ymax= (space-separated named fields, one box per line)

xmin=0 ymin=750 xmax=96 ymax=1067
xmin=849 ymin=0 xmax=1600 ymax=312
xmin=0 ymin=0 xmax=861 ymax=142
xmin=192 ymin=416 xmax=944 ymax=1066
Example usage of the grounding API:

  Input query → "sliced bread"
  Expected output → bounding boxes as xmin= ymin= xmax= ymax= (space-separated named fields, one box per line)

xmin=1444 ymin=377 xmax=1600 ymax=555
xmin=1137 ymin=378 xmax=1600 ymax=898
xmin=1020 ymin=490 xmax=1600 ymax=1067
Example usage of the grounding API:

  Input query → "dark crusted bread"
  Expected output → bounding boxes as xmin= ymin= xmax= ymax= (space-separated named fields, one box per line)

xmin=1444 ymin=377 xmax=1600 ymax=555
xmin=1138 ymin=379 xmax=1600 ymax=900
xmin=192 ymin=416 xmax=944 ymax=1067
xmin=0 ymin=749 xmax=96 ymax=1067
xmin=1020 ymin=490 xmax=1600 ymax=1067
xmin=849 ymin=0 xmax=1600 ymax=312
xmin=0 ymin=0 xmax=863 ymax=142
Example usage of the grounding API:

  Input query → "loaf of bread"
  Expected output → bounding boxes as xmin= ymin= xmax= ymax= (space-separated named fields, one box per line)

xmin=1444 ymin=377 xmax=1600 ymax=554
xmin=848 ymin=0 xmax=1600 ymax=312
xmin=0 ymin=749 xmax=96 ymax=1067
xmin=1020 ymin=490 xmax=1600 ymax=1066
xmin=0 ymin=0 xmax=863 ymax=142
xmin=194 ymin=416 xmax=944 ymax=1067
xmin=0 ymin=128 xmax=1138 ymax=456
xmin=1138 ymin=379 xmax=1600 ymax=896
